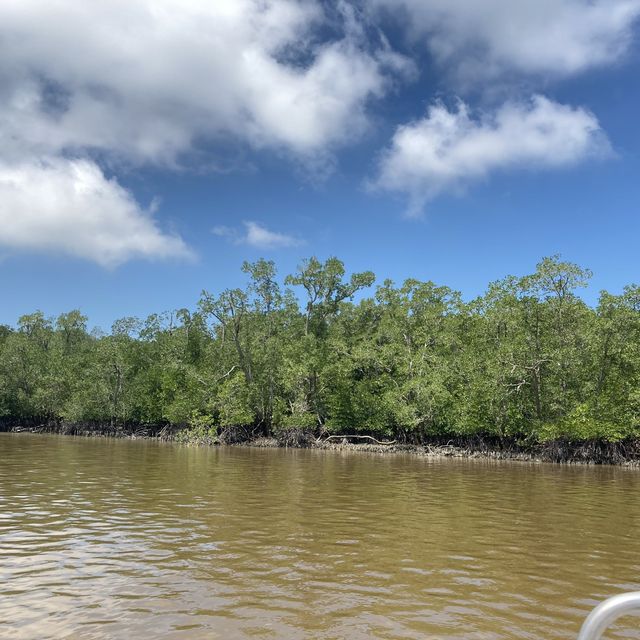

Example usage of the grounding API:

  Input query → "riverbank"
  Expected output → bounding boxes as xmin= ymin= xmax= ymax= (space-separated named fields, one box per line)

xmin=2 ymin=420 xmax=640 ymax=466
xmin=250 ymin=435 xmax=640 ymax=466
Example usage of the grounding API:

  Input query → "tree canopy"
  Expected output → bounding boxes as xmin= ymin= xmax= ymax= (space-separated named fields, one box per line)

xmin=1 ymin=256 xmax=638 ymax=444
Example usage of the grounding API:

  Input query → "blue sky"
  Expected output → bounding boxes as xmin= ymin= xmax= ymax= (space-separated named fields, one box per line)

xmin=0 ymin=1 xmax=639 ymax=330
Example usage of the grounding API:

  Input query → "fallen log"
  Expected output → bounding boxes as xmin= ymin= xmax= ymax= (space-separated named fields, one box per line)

xmin=319 ymin=435 xmax=397 ymax=445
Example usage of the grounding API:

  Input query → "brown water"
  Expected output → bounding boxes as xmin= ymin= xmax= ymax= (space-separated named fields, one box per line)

xmin=1 ymin=434 xmax=639 ymax=640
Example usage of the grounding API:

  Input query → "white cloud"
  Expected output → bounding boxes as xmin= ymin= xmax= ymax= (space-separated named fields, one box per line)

xmin=244 ymin=222 xmax=302 ymax=249
xmin=373 ymin=0 xmax=640 ymax=81
xmin=0 ymin=0 xmax=630 ymax=259
xmin=213 ymin=221 xmax=302 ymax=249
xmin=0 ymin=158 xmax=192 ymax=267
xmin=0 ymin=0 xmax=413 ymax=265
xmin=0 ymin=0 xmax=408 ymax=166
xmin=373 ymin=95 xmax=610 ymax=216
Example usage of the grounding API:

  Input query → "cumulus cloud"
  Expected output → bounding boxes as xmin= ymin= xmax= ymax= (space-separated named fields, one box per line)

xmin=0 ymin=158 xmax=192 ymax=267
xmin=373 ymin=95 xmax=610 ymax=216
xmin=0 ymin=0 xmax=631 ymax=257
xmin=0 ymin=0 xmax=413 ymax=265
xmin=213 ymin=221 xmax=303 ymax=249
xmin=0 ymin=0 xmax=407 ymax=165
xmin=373 ymin=0 xmax=640 ymax=81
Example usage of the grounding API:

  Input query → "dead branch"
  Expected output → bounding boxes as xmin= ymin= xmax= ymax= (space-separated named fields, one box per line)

xmin=319 ymin=434 xmax=397 ymax=445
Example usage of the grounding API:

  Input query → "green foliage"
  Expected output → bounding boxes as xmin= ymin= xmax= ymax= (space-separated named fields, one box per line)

xmin=175 ymin=412 xmax=218 ymax=445
xmin=539 ymin=404 xmax=630 ymax=443
xmin=0 ymin=256 xmax=638 ymax=445
xmin=279 ymin=412 xmax=318 ymax=430
xmin=216 ymin=374 xmax=254 ymax=427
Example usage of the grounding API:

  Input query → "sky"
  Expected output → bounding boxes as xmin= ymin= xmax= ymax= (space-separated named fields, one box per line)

xmin=1 ymin=0 xmax=639 ymax=330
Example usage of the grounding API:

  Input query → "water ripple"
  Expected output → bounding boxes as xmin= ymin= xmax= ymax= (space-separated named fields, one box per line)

xmin=1 ymin=434 xmax=639 ymax=639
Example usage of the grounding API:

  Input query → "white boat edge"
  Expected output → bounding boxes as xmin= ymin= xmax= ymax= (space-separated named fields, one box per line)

xmin=578 ymin=592 xmax=640 ymax=640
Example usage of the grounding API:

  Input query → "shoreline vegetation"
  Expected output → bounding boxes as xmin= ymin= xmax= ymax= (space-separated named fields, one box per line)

xmin=2 ymin=421 xmax=640 ymax=466
xmin=1 ymin=255 xmax=639 ymax=466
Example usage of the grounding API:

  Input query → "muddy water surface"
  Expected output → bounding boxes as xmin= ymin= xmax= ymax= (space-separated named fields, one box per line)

xmin=1 ymin=433 xmax=639 ymax=639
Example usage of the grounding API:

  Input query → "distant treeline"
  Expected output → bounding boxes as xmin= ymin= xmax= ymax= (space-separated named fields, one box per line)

xmin=1 ymin=256 xmax=639 ymax=445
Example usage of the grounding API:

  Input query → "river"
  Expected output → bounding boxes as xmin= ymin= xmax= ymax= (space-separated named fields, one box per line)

xmin=1 ymin=433 xmax=639 ymax=639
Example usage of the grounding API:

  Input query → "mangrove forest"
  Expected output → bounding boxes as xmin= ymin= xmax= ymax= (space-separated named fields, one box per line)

xmin=1 ymin=255 xmax=639 ymax=450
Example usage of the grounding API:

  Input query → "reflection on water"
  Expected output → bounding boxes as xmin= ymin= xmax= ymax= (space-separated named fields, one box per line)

xmin=1 ymin=433 xmax=639 ymax=639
